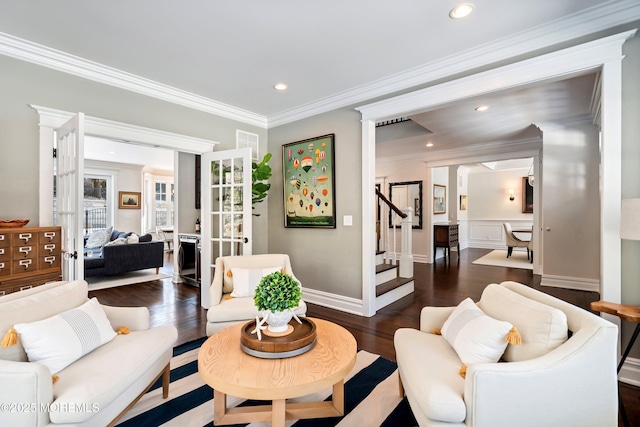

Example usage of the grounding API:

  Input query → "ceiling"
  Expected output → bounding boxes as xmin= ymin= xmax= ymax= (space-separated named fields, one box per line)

xmin=0 ymin=1 xmax=636 ymax=165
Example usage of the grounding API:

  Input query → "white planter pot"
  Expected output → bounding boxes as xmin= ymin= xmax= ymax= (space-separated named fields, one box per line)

xmin=262 ymin=310 xmax=293 ymax=333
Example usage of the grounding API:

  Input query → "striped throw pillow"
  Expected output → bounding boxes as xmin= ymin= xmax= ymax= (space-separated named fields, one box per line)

xmin=14 ymin=298 xmax=117 ymax=374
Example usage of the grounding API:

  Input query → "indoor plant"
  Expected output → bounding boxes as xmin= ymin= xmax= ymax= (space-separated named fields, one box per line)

xmin=253 ymin=271 xmax=302 ymax=333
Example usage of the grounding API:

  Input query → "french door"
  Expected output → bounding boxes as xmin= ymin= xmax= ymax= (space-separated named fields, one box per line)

xmin=200 ymin=148 xmax=253 ymax=308
xmin=55 ymin=113 xmax=85 ymax=281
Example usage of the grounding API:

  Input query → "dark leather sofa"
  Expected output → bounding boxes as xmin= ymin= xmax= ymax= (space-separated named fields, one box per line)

xmin=83 ymin=229 xmax=164 ymax=277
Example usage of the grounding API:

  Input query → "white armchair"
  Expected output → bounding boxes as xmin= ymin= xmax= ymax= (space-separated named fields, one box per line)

xmin=394 ymin=281 xmax=618 ymax=427
xmin=206 ymin=254 xmax=307 ymax=335
xmin=503 ymin=222 xmax=530 ymax=258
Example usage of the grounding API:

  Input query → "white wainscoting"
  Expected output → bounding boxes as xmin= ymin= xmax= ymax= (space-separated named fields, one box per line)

xmin=467 ymin=220 xmax=533 ymax=250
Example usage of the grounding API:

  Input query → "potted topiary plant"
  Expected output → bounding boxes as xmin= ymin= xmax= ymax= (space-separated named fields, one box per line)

xmin=253 ymin=271 xmax=302 ymax=334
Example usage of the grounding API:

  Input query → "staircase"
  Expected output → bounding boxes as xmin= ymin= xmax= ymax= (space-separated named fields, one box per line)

xmin=375 ymin=251 xmax=414 ymax=310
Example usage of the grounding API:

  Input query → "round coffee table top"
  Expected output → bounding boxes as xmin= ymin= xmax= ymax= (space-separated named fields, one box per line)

xmin=198 ymin=317 xmax=357 ymax=400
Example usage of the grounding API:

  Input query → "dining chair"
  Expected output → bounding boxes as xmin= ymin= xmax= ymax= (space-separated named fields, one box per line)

xmin=503 ymin=222 xmax=530 ymax=258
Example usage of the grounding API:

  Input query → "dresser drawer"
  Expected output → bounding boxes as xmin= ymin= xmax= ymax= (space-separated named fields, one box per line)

xmin=12 ymin=245 xmax=36 ymax=260
xmin=38 ymin=255 xmax=61 ymax=271
xmin=0 ymin=247 xmax=9 ymax=262
xmin=0 ymin=261 xmax=10 ymax=277
xmin=13 ymin=231 xmax=37 ymax=246
xmin=39 ymin=230 xmax=61 ymax=245
xmin=0 ymin=233 xmax=9 ymax=248
xmin=12 ymin=258 xmax=36 ymax=274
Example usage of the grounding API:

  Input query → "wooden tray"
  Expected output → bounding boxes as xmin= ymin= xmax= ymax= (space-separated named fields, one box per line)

xmin=240 ymin=317 xmax=317 ymax=359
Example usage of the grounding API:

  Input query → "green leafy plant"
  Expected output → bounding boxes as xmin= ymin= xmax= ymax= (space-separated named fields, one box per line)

xmin=252 ymin=153 xmax=272 ymax=213
xmin=253 ymin=271 xmax=302 ymax=312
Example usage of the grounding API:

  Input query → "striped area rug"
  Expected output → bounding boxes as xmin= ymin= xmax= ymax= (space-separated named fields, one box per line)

xmin=116 ymin=338 xmax=417 ymax=427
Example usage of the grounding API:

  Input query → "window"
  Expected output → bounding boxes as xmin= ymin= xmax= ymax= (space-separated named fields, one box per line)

xmin=83 ymin=176 xmax=109 ymax=234
xmin=155 ymin=181 xmax=174 ymax=227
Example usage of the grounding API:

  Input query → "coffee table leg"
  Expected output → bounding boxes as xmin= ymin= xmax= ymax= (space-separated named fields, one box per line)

xmin=332 ymin=380 xmax=345 ymax=414
xmin=272 ymin=399 xmax=286 ymax=427
xmin=213 ymin=389 xmax=227 ymax=424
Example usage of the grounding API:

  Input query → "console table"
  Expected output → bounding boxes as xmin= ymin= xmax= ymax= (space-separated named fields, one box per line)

xmin=434 ymin=223 xmax=459 ymax=264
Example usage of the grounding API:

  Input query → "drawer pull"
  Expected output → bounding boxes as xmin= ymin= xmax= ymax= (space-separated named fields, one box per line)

xmin=44 ymin=244 xmax=55 ymax=253
xmin=44 ymin=256 xmax=55 ymax=265
xmin=0 ymin=290 xmax=4 ymax=296
xmin=0 ymin=235 xmax=4 ymax=241
xmin=0 ymin=262 xmax=4 ymax=270
xmin=19 ymin=247 xmax=33 ymax=257
xmin=44 ymin=232 xmax=56 ymax=241
xmin=0 ymin=248 xmax=4 ymax=255
xmin=19 ymin=233 xmax=32 ymax=242
xmin=20 ymin=285 xmax=32 ymax=291
xmin=19 ymin=259 xmax=32 ymax=270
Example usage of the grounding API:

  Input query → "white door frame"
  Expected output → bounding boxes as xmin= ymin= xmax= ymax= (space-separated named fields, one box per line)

xmin=357 ymin=30 xmax=635 ymax=317
xmin=33 ymin=105 xmax=219 ymax=224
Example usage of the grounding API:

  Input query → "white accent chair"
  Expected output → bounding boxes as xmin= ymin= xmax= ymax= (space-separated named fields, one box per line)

xmin=206 ymin=254 xmax=307 ymax=336
xmin=394 ymin=281 xmax=618 ymax=427
xmin=0 ymin=280 xmax=178 ymax=427
xmin=503 ymin=223 xmax=530 ymax=258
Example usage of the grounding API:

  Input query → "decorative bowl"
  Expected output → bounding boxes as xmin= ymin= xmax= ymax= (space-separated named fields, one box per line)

xmin=0 ymin=219 xmax=30 ymax=228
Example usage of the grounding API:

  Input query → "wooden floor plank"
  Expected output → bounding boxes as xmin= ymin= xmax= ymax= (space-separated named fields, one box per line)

xmin=88 ymin=249 xmax=640 ymax=426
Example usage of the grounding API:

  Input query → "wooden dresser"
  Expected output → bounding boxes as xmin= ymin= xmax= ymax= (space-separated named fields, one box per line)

xmin=434 ymin=223 xmax=459 ymax=264
xmin=0 ymin=226 xmax=62 ymax=296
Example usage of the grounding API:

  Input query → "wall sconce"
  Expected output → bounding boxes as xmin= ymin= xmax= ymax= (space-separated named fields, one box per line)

xmin=509 ymin=189 xmax=515 ymax=201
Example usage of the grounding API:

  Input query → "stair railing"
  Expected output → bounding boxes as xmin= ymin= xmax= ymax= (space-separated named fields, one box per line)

xmin=375 ymin=188 xmax=413 ymax=277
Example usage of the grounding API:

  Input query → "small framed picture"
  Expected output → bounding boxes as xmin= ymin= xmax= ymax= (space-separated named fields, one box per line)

xmin=119 ymin=191 xmax=141 ymax=209
xmin=433 ymin=184 xmax=446 ymax=214
xmin=460 ymin=195 xmax=468 ymax=211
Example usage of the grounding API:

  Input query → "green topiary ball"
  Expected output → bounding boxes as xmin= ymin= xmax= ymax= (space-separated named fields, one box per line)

xmin=253 ymin=271 xmax=301 ymax=312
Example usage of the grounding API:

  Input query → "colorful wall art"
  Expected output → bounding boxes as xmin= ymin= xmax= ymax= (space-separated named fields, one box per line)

xmin=282 ymin=134 xmax=336 ymax=228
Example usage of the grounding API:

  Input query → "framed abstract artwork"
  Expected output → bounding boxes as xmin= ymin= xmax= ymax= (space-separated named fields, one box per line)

xmin=433 ymin=184 xmax=446 ymax=214
xmin=282 ymin=134 xmax=336 ymax=228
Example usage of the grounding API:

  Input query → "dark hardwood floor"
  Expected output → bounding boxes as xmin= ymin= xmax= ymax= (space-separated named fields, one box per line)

xmin=89 ymin=248 xmax=640 ymax=426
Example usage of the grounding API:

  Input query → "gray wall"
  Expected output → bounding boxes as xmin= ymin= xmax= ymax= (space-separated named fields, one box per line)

xmin=0 ymin=54 xmax=269 ymax=250
xmin=268 ymin=107 xmax=363 ymax=299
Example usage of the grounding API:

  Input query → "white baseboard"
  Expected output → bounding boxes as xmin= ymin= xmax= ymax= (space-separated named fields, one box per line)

xmin=620 ymin=356 xmax=640 ymax=387
xmin=301 ymin=287 xmax=364 ymax=316
xmin=540 ymin=274 xmax=599 ymax=292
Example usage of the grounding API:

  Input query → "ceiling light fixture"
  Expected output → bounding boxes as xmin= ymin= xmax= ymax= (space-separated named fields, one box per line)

xmin=426 ymin=142 xmax=434 ymax=148
xmin=449 ymin=3 xmax=474 ymax=19
xmin=274 ymin=83 xmax=288 ymax=91
xmin=475 ymin=105 xmax=490 ymax=112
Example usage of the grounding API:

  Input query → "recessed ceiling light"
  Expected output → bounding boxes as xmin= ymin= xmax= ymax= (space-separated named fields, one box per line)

xmin=426 ymin=142 xmax=434 ymax=148
xmin=108 ymin=151 xmax=116 ymax=154
xmin=274 ymin=83 xmax=288 ymax=91
xmin=449 ymin=3 xmax=474 ymax=19
xmin=475 ymin=105 xmax=490 ymax=112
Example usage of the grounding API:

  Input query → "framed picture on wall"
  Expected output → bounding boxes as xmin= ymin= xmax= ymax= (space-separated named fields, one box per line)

xmin=118 ymin=191 xmax=141 ymax=209
xmin=522 ymin=177 xmax=533 ymax=213
xmin=282 ymin=134 xmax=336 ymax=228
xmin=433 ymin=184 xmax=446 ymax=214
xmin=460 ymin=194 xmax=468 ymax=211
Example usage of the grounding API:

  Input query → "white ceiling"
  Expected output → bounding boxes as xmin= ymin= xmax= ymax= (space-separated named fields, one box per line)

xmin=0 ymin=0 xmax=636 ymax=165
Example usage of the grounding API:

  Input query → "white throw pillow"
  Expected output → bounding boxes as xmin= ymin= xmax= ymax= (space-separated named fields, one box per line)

xmin=85 ymin=226 xmax=113 ymax=248
xmin=13 ymin=298 xmax=117 ymax=374
xmin=230 ymin=266 xmax=282 ymax=298
xmin=126 ymin=233 xmax=139 ymax=244
xmin=441 ymin=298 xmax=513 ymax=365
xmin=478 ymin=283 xmax=568 ymax=362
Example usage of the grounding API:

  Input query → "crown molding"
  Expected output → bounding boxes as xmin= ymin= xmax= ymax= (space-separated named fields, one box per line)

xmin=270 ymin=0 xmax=640 ymax=127
xmin=2 ymin=1 xmax=639 ymax=130
xmin=0 ymin=33 xmax=268 ymax=128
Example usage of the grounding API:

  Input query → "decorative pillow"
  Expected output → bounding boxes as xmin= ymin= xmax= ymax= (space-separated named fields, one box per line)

xmin=478 ymin=283 xmax=568 ymax=362
xmin=138 ymin=233 xmax=152 ymax=242
xmin=441 ymin=298 xmax=514 ymax=365
xmin=126 ymin=233 xmax=140 ymax=244
xmin=85 ymin=226 xmax=113 ymax=248
xmin=13 ymin=298 xmax=117 ymax=374
xmin=230 ymin=266 xmax=282 ymax=298
xmin=105 ymin=237 xmax=126 ymax=246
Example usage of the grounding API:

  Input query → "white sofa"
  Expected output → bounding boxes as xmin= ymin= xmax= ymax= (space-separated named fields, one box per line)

xmin=0 ymin=280 xmax=178 ymax=427
xmin=394 ymin=281 xmax=618 ymax=427
xmin=206 ymin=254 xmax=307 ymax=335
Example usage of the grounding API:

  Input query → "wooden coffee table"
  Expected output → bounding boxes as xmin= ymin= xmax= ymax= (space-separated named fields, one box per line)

xmin=198 ymin=317 xmax=357 ymax=426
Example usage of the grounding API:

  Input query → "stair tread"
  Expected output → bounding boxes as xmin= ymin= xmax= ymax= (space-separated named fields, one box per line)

xmin=376 ymin=277 xmax=413 ymax=297
xmin=376 ymin=263 xmax=398 ymax=274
